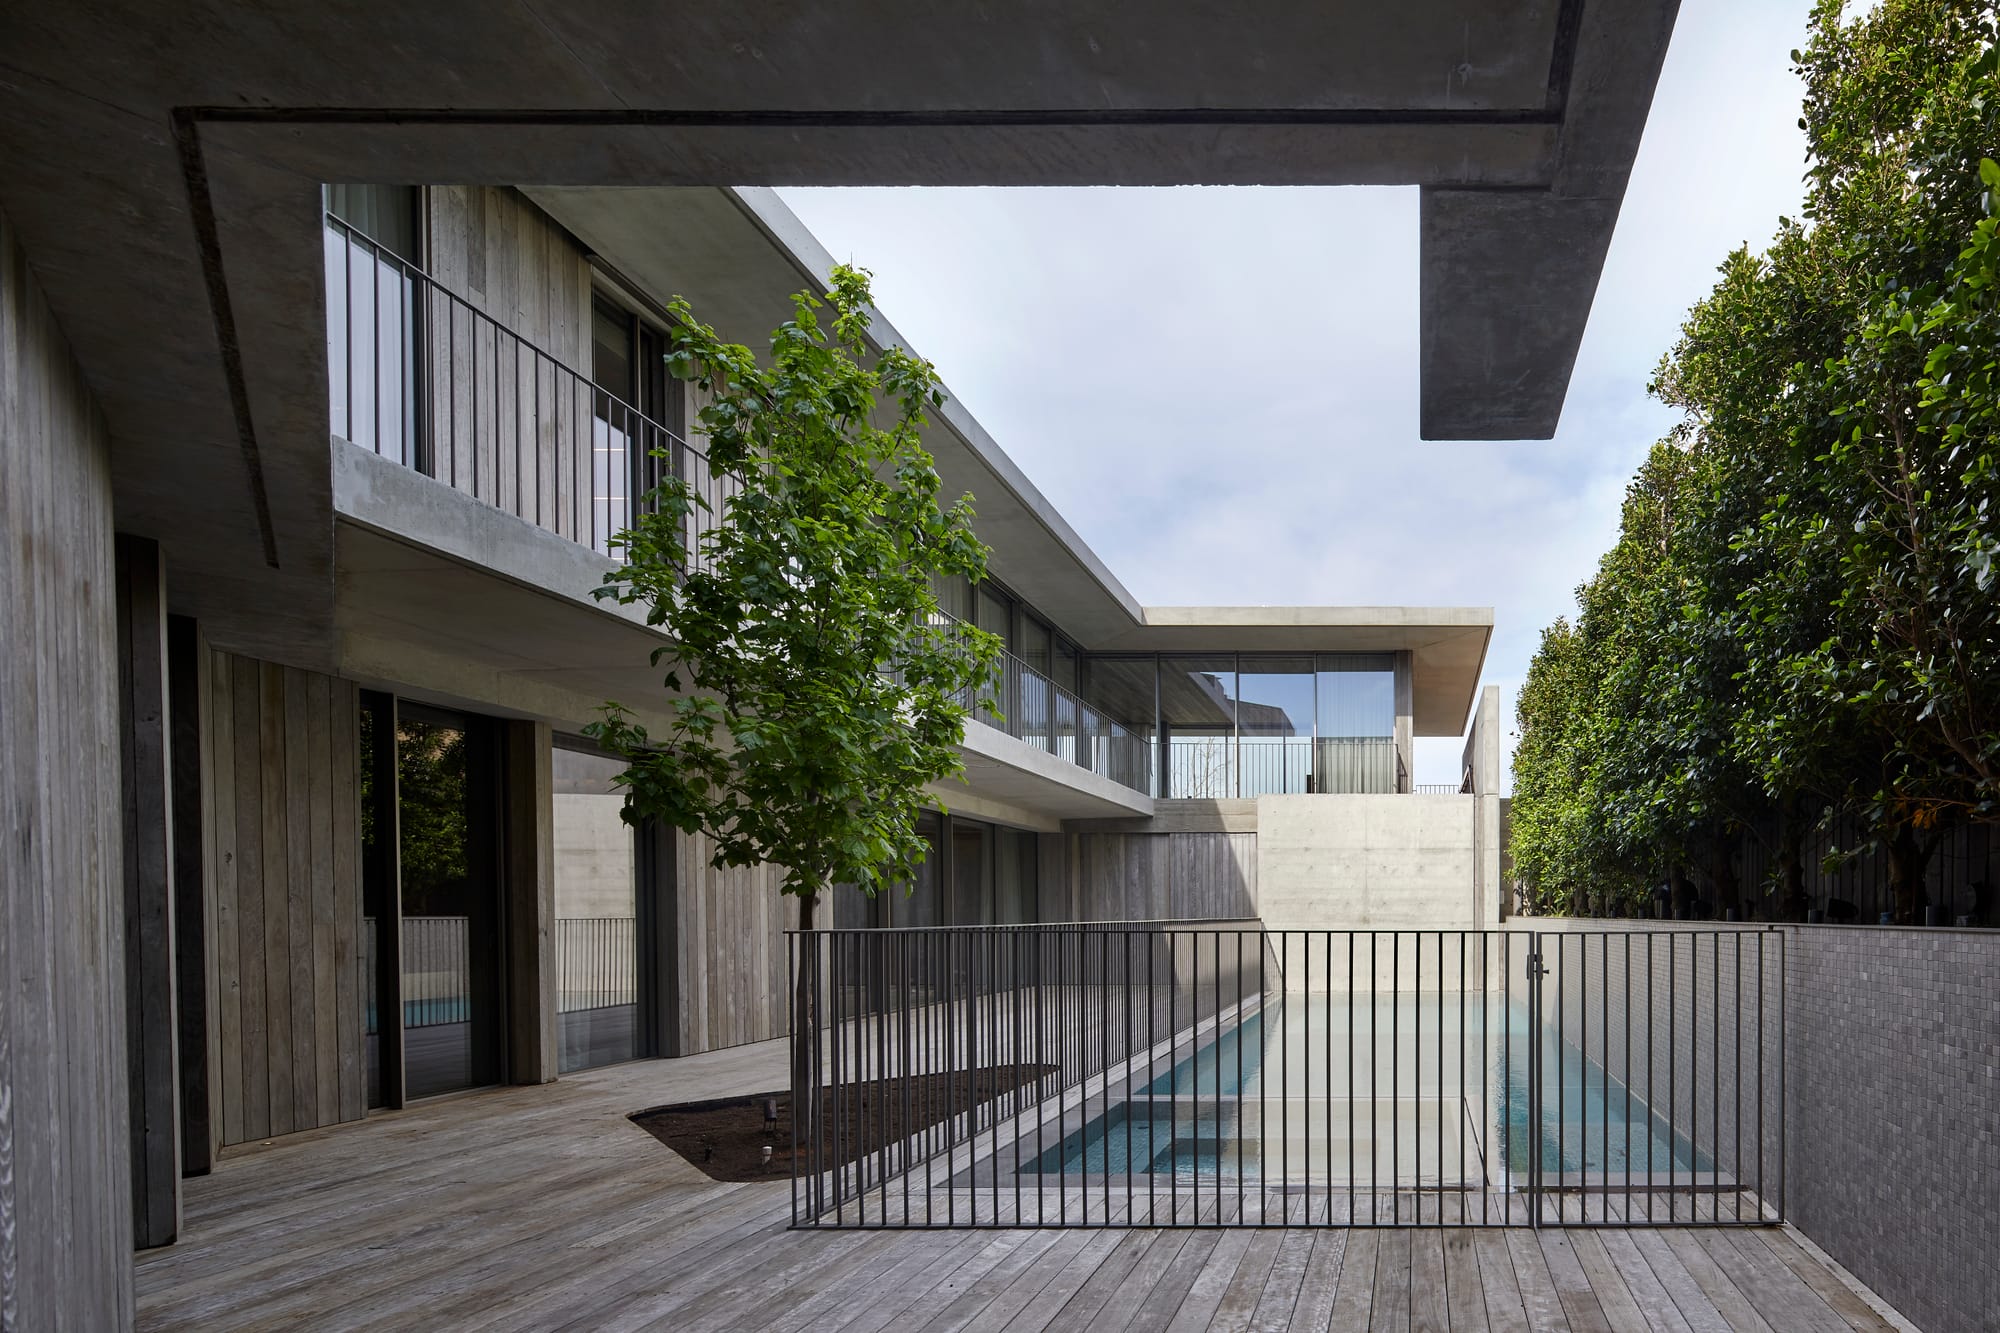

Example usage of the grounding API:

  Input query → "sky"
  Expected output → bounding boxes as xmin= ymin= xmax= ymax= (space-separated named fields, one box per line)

xmin=776 ymin=0 xmax=1816 ymax=790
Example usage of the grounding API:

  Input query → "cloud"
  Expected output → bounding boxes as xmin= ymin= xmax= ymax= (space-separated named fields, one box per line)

xmin=778 ymin=0 xmax=1813 ymax=791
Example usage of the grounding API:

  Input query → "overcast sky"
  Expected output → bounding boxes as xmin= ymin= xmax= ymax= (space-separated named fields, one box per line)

xmin=777 ymin=0 xmax=1814 ymax=790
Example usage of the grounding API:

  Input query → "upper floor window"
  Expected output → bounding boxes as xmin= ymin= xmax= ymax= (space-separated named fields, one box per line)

xmin=325 ymin=185 xmax=421 ymax=467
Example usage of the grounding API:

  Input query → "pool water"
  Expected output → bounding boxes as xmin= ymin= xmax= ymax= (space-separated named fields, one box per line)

xmin=1024 ymin=993 xmax=1710 ymax=1183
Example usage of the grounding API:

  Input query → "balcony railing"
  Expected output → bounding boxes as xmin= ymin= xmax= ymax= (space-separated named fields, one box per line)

xmin=325 ymin=215 xmax=1155 ymax=796
xmin=951 ymin=630 xmax=1154 ymax=795
xmin=1164 ymin=734 xmax=1399 ymax=798
xmin=326 ymin=215 xmax=738 ymax=562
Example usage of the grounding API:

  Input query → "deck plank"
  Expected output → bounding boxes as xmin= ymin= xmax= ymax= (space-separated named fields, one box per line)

xmin=1592 ymin=1231 xmax=1696 ymax=1333
xmin=1409 ymin=1230 xmax=1449 ymax=1333
xmin=1472 ymin=1230 xmax=1531 ymax=1333
xmin=1657 ymin=1231 xmax=1776 ymax=1333
xmin=1503 ymin=1228 xmax=1570 ymax=1332
xmin=1537 ymin=1231 xmax=1613 ymax=1333
xmin=1288 ymin=1230 xmax=1349 ymax=1333
xmin=1695 ymin=1230 xmax=1849 ymax=1333
xmin=1735 ymin=1230 xmax=1894 ymax=1333
xmin=1326 ymin=1230 xmax=1379 ymax=1333
xmin=1368 ymin=1230 xmax=1412 ymax=1333
xmin=1121 ymin=1230 xmax=1221 ymax=1333
xmin=1158 ymin=1230 xmax=1256 ymax=1333
xmin=131 ymin=1040 xmax=1904 ymax=1333
xmin=1622 ymin=1232 xmax=1732 ymax=1333
xmin=1202 ymin=1230 xmax=1286 ymax=1333
xmin=1566 ymin=1230 xmax=1654 ymax=1333
xmin=1442 ymin=1230 xmax=1487 ymax=1332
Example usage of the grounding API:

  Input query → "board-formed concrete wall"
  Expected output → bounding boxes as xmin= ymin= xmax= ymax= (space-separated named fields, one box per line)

xmin=1 ymin=205 xmax=136 ymax=1330
xmin=1256 ymin=794 xmax=1480 ymax=932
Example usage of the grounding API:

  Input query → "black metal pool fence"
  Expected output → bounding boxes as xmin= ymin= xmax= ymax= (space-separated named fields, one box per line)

xmin=788 ymin=924 xmax=1783 ymax=1231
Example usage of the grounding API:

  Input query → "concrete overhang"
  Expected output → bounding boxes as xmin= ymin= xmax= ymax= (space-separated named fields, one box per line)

xmin=1104 ymin=606 xmax=1493 ymax=736
xmin=952 ymin=723 xmax=1156 ymax=824
xmin=331 ymin=446 xmax=682 ymax=726
xmin=0 ymin=1 xmax=1678 ymax=670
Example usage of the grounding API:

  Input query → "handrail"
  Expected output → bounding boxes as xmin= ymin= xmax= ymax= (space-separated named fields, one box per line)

xmin=325 ymin=213 xmax=1154 ymax=794
xmin=327 ymin=212 xmax=732 ymax=562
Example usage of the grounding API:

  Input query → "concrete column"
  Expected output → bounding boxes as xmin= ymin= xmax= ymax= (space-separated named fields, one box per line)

xmin=1394 ymin=650 xmax=1415 ymax=793
xmin=503 ymin=720 xmax=557 ymax=1083
xmin=1469 ymin=686 xmax=1504 ymax=926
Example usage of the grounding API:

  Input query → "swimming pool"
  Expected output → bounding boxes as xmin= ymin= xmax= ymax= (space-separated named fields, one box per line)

xmin=1023 ymin=992 xmax=1710 ymax=1184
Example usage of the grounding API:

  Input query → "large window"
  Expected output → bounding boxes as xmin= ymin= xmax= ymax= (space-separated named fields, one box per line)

xmin=1081 ymin=655 xmax=1160 ymax=792
xmin=589 ymin=295 xmax=682 ymax=559
xmin=1161 ymin=656 xmax=1237 ymax=798
xmin=1070 ymin=652 xmax=1404 ymax=797
xmin=1315 ymin=653 xmax=1397 ymax=793
xmin=324 ymin=185 xmax=421 ymax=467
xmin=553 ymin=741 xmax=640 ymax=1072
xmin=1238 ymin=656 xmax=1315 ymax=796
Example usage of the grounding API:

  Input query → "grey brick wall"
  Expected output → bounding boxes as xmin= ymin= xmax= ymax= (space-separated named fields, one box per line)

xmin=1782 ymin=926 xmax=2000 ymax=1333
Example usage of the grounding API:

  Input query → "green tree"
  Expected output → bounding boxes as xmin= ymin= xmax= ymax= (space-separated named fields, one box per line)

xmin=1517 ymin=0 xmax=2000 ymax=922
xmin=586 ymin=265 xmax=1001 ymax=1070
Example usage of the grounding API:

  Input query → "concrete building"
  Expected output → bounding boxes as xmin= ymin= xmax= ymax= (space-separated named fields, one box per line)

xmin=0 ymin=6 xmax=1681 ymax=1326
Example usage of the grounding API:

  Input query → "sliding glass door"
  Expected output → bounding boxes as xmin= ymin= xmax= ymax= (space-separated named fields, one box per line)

xmin=395 ymin=705 xmax=505 ymax=1098
xmin=553 ymin=740 xmax=640 ymax=1073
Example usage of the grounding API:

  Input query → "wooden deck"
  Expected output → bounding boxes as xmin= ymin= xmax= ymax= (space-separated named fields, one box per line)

xmin=135 ymin=1041 xmax=1909 ymax=1332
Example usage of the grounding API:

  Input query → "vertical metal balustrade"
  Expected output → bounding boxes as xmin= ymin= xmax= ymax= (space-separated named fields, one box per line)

xmin=789 ymin=925 xmax=1784 ymax=1231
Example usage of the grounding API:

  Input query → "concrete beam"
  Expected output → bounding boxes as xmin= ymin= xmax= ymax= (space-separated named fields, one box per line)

xmin=1420 ymin=188 xmax=1621 ymax=439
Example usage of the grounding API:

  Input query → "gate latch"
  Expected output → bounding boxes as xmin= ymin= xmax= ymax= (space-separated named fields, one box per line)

xmin=1526 ymin=951 xmax=1548 ymax=979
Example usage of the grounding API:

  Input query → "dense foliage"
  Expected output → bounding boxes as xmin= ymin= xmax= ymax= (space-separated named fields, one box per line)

xmin=588 ymin=265 xmax=1000 ymax=929
xmin=1512 ymin=0 xmax=2000 ymax=922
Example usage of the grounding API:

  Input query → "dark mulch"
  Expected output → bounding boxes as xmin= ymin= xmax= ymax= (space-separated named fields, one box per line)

xmin=630 ymin=1063 xmax=1059 ymax=1183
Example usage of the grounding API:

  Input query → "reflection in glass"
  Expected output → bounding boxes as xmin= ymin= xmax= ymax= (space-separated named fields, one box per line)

xmin=554 ymin=743 xmax=638 ymax=1072
xmin=397 ymin=714 xmax=501 ymax=1098
xmin=1162 ymin=656 xmax=1237 ymax=798
xmin=1080 ymin=655 xmax=1160 ymax=794
xmin=1238 ymin=656 xmax=1315 ymax=796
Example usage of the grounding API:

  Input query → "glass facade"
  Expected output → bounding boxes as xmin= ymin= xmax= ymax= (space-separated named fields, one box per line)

xmin=924 ymin=573 xmax=1407 ymax=800
xmin=1092 ymin=651 xmax=1401 ymax=798
xmin=1161 ymin=656 xmax=1237 ymax=798
xmin=552 ymin=742 xmax=640 ymax=1073
xmin=1238 ymin=656 xmax=1315 ymax=797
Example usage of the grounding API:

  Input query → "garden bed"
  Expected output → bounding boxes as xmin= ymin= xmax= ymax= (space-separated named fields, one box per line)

xmin=631 ymin=1063 xmax=1059 ymax=1183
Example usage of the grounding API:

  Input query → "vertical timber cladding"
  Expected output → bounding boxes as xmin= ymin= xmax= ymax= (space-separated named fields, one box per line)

xmin=0 ymin=204 xmax=135 ymax=1330
xmin=672 ymin=827 xmax=796 ymax=1055
xmin=1066 ymin=828 xmax=1259 ymax=921
xmin=206 ymin=651 xmax=366 ymax=1145
xmin=421 ymin=186 xmax=594 ymax=521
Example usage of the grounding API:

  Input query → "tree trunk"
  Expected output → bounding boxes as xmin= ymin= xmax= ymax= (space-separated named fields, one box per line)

xmin=1710 ymin=841 xmax=1741 ymax=920
xmin=1885 ymin=824 xmax=1934 ymax=925
xmin=1776 ymin=800 xmax=1810 ymax=922
xmin=790 ymin=891 xmax=819 ymax=1178
xmin=1668 ymin=864 xmax=1693 ymax=919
